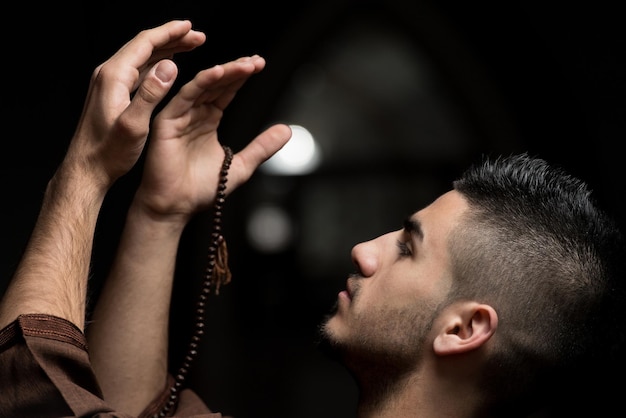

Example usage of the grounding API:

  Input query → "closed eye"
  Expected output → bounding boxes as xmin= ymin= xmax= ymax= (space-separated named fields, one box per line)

xmin=396 ymin=240 xmax=413 ymax=257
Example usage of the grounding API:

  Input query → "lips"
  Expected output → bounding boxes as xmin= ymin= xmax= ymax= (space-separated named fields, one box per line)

xmin=336 ymin=279 xmax=353 ymax=305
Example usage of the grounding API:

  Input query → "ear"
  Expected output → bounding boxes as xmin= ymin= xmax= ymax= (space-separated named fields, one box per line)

xmin=433 ymin=302 xmax=498 ymax=356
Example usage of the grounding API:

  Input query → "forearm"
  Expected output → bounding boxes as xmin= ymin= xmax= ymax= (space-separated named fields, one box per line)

xmin=86 ymin=203 xmax=186 ymax=415
xmin=0 ymin=165 xmax=106 ymax=331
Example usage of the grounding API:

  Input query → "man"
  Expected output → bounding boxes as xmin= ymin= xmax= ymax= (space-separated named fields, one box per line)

xmin=319 ymin=154 xmax=626 ymax=417
xmin=0 ymin=20 xmax=624 ymax=418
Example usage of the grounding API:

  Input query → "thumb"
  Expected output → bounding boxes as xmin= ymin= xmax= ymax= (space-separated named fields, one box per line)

xmin=127 ymin=59 xmax=178 ymax=121
xmin=229 ymin=123 xmax=292 ymax=190
xmin=154 ymin=60 xmax=177 ymax=85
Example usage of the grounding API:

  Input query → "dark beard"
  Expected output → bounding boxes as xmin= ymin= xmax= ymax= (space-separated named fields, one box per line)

xmin=314 ymin=306 xmax=410 ymax=380
xmin=314 ymin=303 xmax=345 ymax=364
xmin=314 ymin=299 xmax=428 ymax=398
xmin=314 ymin=310 xmax=415 ymax=413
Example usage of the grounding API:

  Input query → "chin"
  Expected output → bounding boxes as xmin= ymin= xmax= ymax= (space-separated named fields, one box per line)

xmin=316 ymin=317 xmax=345 ymax=363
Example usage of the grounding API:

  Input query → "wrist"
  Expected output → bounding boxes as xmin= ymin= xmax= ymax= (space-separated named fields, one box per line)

xmin=125 ymin=201 xmax=189 ymax=238
xmin=49 ymin=158 xmax=110 ymax=207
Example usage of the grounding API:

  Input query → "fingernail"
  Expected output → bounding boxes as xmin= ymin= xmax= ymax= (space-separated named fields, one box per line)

xmin=155 ymin=60 xmax=176 ymax=82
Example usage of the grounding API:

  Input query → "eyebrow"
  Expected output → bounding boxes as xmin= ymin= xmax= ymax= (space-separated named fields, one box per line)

xmin=403 ymin=217 xmax=424 ymax=242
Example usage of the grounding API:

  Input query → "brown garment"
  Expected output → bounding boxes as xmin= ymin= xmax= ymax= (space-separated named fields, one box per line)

xmin=0 ymin=314 xmax=223 ymax=418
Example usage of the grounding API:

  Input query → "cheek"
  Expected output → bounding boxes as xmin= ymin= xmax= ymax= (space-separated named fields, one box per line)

xmin=356 ymin=272 xmax=446 ymax=331
xmin=366 ymin=273 xmax=422 ymax=307
xmin=351 ymin=300 xmax=438 ymax=358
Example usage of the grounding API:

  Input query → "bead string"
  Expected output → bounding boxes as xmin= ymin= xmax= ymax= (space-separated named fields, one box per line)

xmin=155 ymin=145 xmax=233 ymax=417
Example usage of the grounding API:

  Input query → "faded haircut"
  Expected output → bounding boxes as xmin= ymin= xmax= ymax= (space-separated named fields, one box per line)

xmin=448 ymin=153 xmax=625 ymax=416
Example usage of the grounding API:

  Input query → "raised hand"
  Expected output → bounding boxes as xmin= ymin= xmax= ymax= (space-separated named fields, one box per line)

xmin=135 ymin=54 xmax=291 ymax=222
xmin=0 ymin=20 xmax=205 ymax=330
xmin=63 ymin=20 xmax=206 ymax=187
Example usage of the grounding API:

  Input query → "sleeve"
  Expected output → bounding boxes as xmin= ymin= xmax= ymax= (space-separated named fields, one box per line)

xmin=0 ymin=314 xmax=223 ymax=418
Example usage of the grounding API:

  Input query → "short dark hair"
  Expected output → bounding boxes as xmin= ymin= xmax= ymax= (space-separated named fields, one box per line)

xmin=449 ymin=153 xmax=625 ymax=416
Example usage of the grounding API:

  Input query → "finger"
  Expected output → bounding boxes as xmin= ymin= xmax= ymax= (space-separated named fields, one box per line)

xmin=158 ymin=56 xmax=263 ymax=122
xmin=105 ymin=20 xmax=205 ymax=91
xmin=112 ymin=20 xmax=205 ymax=67
xmin=195 ymin=56 xmax=266 ymax=110
xmin=228 ymin=123 xmax=293 ymax=190
xmin=131 ymin=28 xmax=208 ymax=86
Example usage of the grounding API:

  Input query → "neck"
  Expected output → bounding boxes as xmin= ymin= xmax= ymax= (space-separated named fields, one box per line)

xmin=352 ymin=360 xmax=480 ymax=418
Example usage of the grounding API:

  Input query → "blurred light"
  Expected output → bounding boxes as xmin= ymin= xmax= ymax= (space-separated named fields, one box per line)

xmin=246 ymin=205 xmax=293 ymax=252
xmin=261 ymin=124 xmax=321 ymax=175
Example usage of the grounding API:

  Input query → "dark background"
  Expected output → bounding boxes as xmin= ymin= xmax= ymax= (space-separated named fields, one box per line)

xmin=2 ymin=2 xmax=624 ymax=417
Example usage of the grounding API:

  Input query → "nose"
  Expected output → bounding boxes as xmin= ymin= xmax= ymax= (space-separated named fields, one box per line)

xmin=351 ymin=238 xmax=379 ymax=278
